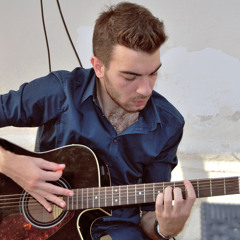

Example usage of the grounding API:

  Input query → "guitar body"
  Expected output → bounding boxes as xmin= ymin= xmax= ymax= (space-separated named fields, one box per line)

xmin=0 ymin=139 xmax=111 ymax=240
xmin=1 ymin=138 xmax=239 ymax=240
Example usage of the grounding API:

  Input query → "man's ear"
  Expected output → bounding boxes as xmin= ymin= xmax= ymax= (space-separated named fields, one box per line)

xmin=91 ymin=56 xmax=105 ymax=78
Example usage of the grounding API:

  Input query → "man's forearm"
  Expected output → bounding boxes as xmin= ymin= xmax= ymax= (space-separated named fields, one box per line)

xmin=141 ymin=211 xmax=163 ymax=240
xmin=0 ymin=146 xmax=10 ymax=174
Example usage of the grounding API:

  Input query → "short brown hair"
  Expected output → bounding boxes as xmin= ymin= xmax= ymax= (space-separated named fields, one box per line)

xmin=92 ymin=2 xmax=167 ymax=67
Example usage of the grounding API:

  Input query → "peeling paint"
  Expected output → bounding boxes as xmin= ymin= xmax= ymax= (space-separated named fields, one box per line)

xmin=228 ymin=111 xmax=240 ymax=122
xmin=197 ymin=115 xmax=213 ymax=122
xmin=155 ymin=46 xmax=240 ymax=153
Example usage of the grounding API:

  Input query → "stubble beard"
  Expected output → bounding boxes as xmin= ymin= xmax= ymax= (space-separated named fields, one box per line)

xmin=104 ymin=75 xmax=149 ymax=113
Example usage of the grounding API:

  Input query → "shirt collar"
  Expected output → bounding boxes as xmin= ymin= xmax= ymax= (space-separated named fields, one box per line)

xmin=135 ymin=94 xmax=163 ymax=132
xmin=81 ymin=73 xmax=96 ymax=103
xmin=120 ymin=92 xmax=163 ymax=135
xmin=142 ymin=94 xmax=162 ymax=128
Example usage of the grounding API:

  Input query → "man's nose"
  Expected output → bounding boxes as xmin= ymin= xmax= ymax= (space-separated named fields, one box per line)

xmin=136 ymin=77 xmax=153 ymax=97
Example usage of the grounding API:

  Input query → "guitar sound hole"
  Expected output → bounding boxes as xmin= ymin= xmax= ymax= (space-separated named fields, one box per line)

xmin=21 ymin=178 xmax=70 ymax=229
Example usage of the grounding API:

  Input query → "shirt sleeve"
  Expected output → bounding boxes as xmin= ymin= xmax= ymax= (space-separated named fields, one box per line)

xmin=0 ymin=73 xmax=66 ymax=128
xmin=141 ymin=126 xmax=184 ymax=211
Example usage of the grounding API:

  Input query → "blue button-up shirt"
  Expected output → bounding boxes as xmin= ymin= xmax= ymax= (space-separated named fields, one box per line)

xmin=0 ymin=67 xmax=184 ymax=239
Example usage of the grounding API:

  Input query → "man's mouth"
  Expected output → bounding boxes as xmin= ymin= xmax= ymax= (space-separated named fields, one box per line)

xmin=132 ymin=99 xmax=148 ymax=107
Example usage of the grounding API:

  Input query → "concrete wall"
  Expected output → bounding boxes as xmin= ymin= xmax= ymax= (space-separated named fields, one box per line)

xmin=1 ymin=1 xmax=240 ymax=239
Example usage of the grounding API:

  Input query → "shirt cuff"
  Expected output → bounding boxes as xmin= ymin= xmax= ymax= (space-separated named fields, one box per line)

xmin=0 ymin=96 xmax=9 ymax=127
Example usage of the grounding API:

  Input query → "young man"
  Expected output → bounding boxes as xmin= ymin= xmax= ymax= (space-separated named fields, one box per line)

xmin=0 ymin=2 xmax=196 ymax=239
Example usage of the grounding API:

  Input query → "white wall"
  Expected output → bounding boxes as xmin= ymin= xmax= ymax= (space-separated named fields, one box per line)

xmin=1 ymin=1 xmax=240 ymax=239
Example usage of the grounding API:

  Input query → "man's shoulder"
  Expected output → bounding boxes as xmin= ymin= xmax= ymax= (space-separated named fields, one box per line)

xmin=151 ymin=90 xmax=184 ymax=125
xmin=52 ymin=67 xmax=95 ymax=84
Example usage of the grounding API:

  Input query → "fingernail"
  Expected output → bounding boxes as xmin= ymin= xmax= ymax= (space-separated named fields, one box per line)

xmin=60 ymin=202 xmax=65 ymax=208
xmin=69 ymin=191 xmax=74 ymax=196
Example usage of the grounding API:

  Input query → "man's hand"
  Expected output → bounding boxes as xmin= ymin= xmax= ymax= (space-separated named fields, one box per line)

xmin=0 ymin=147 xmax=74 ymax=212
xmin=155 ymin=180 xmax=196 ymax=237
xmin=141 ymin=180 xmax=196 ymax=239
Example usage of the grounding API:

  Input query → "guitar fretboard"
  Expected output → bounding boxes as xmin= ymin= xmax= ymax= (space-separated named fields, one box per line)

xmin=64 ymin=176 xmax=240 ymax=210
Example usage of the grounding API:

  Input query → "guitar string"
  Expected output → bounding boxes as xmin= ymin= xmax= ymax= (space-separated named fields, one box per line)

xmin=0 ymin=186 xmax=238 ymax=210
xmin=0 ymin=182 xmax=237 ymax=203
xmin=0 ymin=187 xmax=238 ymax=217
xmin=0 ymin=189 xmax=238 ymax=214
xmin=0 ymin=182 xmax=238 ymax=206
xmin=0 ymin=178 xmax=237 ymax=201
xmin=0 ymin=179 xmax=238 ymax=211
xmin=0 ymin=177 xmax=237 ymax=199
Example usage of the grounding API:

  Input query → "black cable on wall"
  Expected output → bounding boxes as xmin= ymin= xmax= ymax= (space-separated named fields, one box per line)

xmin=40 ymin=0 xmax=83 ymax=73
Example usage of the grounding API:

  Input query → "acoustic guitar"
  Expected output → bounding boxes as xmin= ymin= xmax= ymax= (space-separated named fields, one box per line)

xmin=0 ymin=138 xmax=239 ymax=240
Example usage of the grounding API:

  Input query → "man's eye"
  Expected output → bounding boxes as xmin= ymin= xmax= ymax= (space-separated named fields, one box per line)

xmin=124 ymin=76 xmax=136 ymax=81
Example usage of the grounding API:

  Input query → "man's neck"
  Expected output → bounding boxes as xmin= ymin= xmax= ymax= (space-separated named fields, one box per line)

xmin=96 ymin=79 xmax=139 ymax=134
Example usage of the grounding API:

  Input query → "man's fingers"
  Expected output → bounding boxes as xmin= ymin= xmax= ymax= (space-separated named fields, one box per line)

xmin=31 ymin=182 xmax=74 ymax=212
xmin=163 ymin=186 xmax=174 ymax=213
xmin=184 ymin=180 xmax=196 ymax=199
xmin=33 ymin=158 xmax=74 ymax=196
xmin=41 ymin=169 xmax=63 ymax=182
xmin=35 ymin=157 xmax=66 ymax=172
xmin=40 ymin=181 xmax=74 ymax=197
xmin=172 ymin=187 xmax=183 ymax=213
xmin=30 ymin=192 xmax=53 ymax=212
xmin=155 ymin=192 xmax=164 ymax=212
xmin=183 ymin=180 xmax=196 ymax=212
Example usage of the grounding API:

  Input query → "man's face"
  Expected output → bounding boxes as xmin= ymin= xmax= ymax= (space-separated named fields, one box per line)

xmin=101 ymin=45 xmax=161 ymax=112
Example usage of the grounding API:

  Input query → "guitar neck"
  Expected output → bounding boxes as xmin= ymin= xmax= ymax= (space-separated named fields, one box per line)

xmin=64 ymin=176 xmax=240 ymax=210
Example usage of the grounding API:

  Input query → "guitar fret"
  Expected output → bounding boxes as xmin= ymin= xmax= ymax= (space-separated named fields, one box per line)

xmin=127 ymin=186 xmax=134 ymax=204
xmin=135 ymin=184 xmax=144 ymax=204
xmin=119 ymin=186 xmax=121 ymax=206
xmin=93 ymin=188 xmax=99 ymax=208
xmin=113 ymin=187 xmax=119 ymax=206
xmin=71 ymin=194 xmax=74 ymax=210
xmin=92 ymin=188 xmax=94 ymax=208
xmin=98 ymin=187 xmax=100 ymax=207
xmin=119 ymin=186 xmax=122 ymax=205
xmin=111 ymin=187 xmax=113 ymax=206
xmin=76 ymin=189 xmax=78 ymax=209
xmin=116 ymin=186 xmax=119 ymax=206
xmin=135 ymin=185 xmax=137 ymax=204
xmin=153 ymin=183 xmax=155 ymax=201
xmin=82 ymin=188 xmax=83 ymax=209
xmin=66 ymin=196 xmax=69 ymax=210
xmin=213 ymin=178 xmax=224 ymax=196
xmin=105 ymin=187 xmax=107 ymax=207
xmin=197 ymin=179 xmax=200 ymax=198
xmin=224 ymin=178 xmax=226 ymax=195
xmin=99 ymin=187 xmax=104 ymax=207
xmin=127 ymin=185 xmax=129 ymax=205
xmin=155 ymin=183 xmax=160 ymax=198
xmin=238 ymin=177 xmax=240 ymax=193
xmin=87 ymin=188 xmax=89 ymax=209
xmin=210 ymin=179 xmax=212 ymax=196
xmin=144 ymin=184 xmax=146 ymax=203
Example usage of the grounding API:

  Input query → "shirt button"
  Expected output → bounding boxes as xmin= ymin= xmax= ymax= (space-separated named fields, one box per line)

xmin=113 ymin=138 xmax=117 ymax=143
